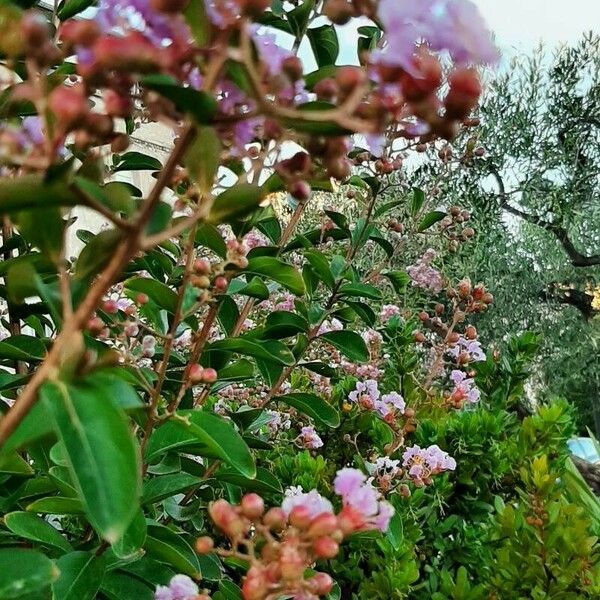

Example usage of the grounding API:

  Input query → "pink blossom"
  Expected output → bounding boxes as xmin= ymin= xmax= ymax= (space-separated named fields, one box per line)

xmin=449 ymin=369 xmax=480 ymax=404
xmin=447 ymin=336 xmax=486 ymax=362
xmin=348 ymin=379 xmax=380 ymax=404
xmin=154 ymin=574 xmax=198 ymax=600
xmin=407 ymin=249 xmax=444 ymax=293
xmin=402 ymin=444 xmax=456 ymax=486
xmin=374 ymin=501 xmax=395 ymax=531
xmin=380 ymin=304 xmax=401 ymax=323
xmin=376 ymin=392 xmax=406 ymax=418
xmin=375 ymin=0 xmax=497 ymax=72
xmin=299 ymin=426 xmax=324 ymax=449
xmin=281 ymin=487 xmax=333 ymax=518
xmin=334 ymin=468 xmax=367 ymax=496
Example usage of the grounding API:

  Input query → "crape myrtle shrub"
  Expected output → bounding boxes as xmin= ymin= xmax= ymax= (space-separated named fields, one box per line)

xmin=0 ymin=0 xmax=598 ymax=599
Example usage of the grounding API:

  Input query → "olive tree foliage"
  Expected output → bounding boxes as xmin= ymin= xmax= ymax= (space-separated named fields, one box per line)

xmin=407 ymin=34 xmax=600 ymax=429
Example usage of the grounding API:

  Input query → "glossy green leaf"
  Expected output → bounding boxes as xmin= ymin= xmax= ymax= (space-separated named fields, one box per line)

xmin=273 ymin=392 xmax=340 ymax=427
xmin=0 ymin=451 xmax=34 ymax=475
xmin=0 ymin=175 xmax=79 ymax=213
xmin=411 ymin=187 xmax=425 ymax=215
xmin=142 ymin=75 xmax=218 ymax=124
xmin=41 ymin=381 xmax=141 ymax=543
xmin=208 ymin=184 xmax=265 ymax=225
xmin=0 ymin=334 xmax=46 ymax=361
xmin=304 ymin=249 xmax=335 ymax=289
xmin=307 ymin=24 xmax=339 ymax=68
xmin=185 ymin=126 xmax=221 ymax=193
xmin=52 ymin=551 xmax=105 ymax=600
xmin=263 ymin=311 xmax=309 ymax=339
xmin=75 ymin=229 xmax=122 ymax=280
xmin=338 ymin=282 xmax=382 ymax=300
xmin=281 ymin=101 xmax=350 ymax=136
xmin=146 ymin=410 xmax=255 ymax=478
xmin=112 ymin=151 xmax=162 ymax=173
xmin=125 ymin=277 xmax=178 ymax=313
xmin=417 ymin=210 xmax=447 ymax=232
xmin=26 ymin=496 xmax=85 ymax=514
xmin=287 ymin=0 xmax=315 ymax=38
xmin=228 ymin=276 xmax=270 ymax=300
xmin=383 ymin=270 xmax=410 ymax=293
xmin=142 ymin=473 xmax=202 ymax=504
xmin=145 ymin=523 xmax=202 ymax=579
xmin=112 ymin=510 xmax=147 ymax=560
xmin=208 ymin=337 xmax=295 ymax=366
xmin=4 ymin=511 xmax=72 ymax=552
xmin=319 ymin=330 xmax=370 ymax=362
xmin=57 ymin=0 xmax=95 ymax=20
xmin=0 ymin=548 xmax=58 ymax=599
xmin=100 ymin=571 xmax=154 ymax=600
xmin=244 ymin=256 xmax=305 ymax=295
xmin=196 ymin=222 xmax=227 ymax=258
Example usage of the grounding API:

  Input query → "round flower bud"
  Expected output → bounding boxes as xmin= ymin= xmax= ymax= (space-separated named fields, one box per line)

xmin=324 ymin=0 xmax=354 ymax=24
xmin=309 ymin=572 xmax=334 ymax=595
xmin=464 ymin=325 xmax=477 ymax=340
xmin=280 ymin=546 xmax=305 ymax=580
xmin=48 ymin=85 xmax=87 ymax=129
xmin=194 ymin=536 xmax=214 ymax=554
xmin=312 ymin=536 xmax=339 ymax=559
xmin=103 ymin=89 xmax=132 ymax=118
xmin=289 ymin=180 xmax=311 ymax=201
xmin=136 ymin=293 xmax=149 ymax=305
xmin=87 ymin=317 xmax=105 ymax=335
xmin=240 ymin=493 xmax=265 ymax=520
xmin=111 ymin=134 xmax=130 ymax=153
xmin=202 ymin=367 xmax=217 ymax=384
xmin=282 ymin=56 xmax=303 ymax=81
xmin=193 ymin=258 xmax=211 ymax=275
xmin=189 ymin=364 xmax=205 ymax=384
xmin=289 ymin=505 xmax=312 ymax=529
xmin=213 ymin=276 xmax=228 ymax=292
xmin=21 ymin=11 xmax=50 ymax=47
xmin=335 ymin=66 xmax=365 ymax=93
xmin=314 ymin=78 xmax=339 ymax=101
xmin=209 ymin=499 xmax=246 ymax=537
xmin=263 ymin=507 xmax=287 ymax=531
xmin=307 ymin=513 xmax=338 ymax=539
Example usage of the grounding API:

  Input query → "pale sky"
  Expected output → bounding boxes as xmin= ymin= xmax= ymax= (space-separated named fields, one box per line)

xmin=476 ymin=0 xmax=600 ymax=53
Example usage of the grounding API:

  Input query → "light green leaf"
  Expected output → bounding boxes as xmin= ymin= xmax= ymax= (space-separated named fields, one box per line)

xmin=272 ymin=392 xmax=340 ymax=427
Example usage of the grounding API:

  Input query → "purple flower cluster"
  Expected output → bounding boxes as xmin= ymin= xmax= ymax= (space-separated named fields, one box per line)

xmin=375 ymin=0 xmax=498 ymax=72
xmin=447 ymin=335 xmax=486 ymax=362
xmin=407 ymin=249 xmax=444 ymax=293
xmin=298 ymin=426 xmax=324 ymax=449
xmin=380 ymin=303 xmax=401 ymax=323
xmin=155 ymin=575 xmax=199 ymax=600
xmin=402 ymin=444 xmax=456 ymax=486
xmin=96 ymin=0 xmax=190 ymax=47
xmin=348 ymin=380 xmax=405 ymax=419
xmin=334 ymin=468 xmax=395 ymax=532
xmin=281 ymin=487 xmax=333 ymax=518
xmin=449 ymin=369 xmax=480 ymax=404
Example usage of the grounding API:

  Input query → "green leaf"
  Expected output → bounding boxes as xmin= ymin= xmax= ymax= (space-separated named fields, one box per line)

xmin=0 ymin=334 xmax=46 ymax=361
xmin=52 ymin=551 xmax=105 ymax=600
xmin=228 ymin=276 xmax=270 ymax=300
xmin=338 ymin=282 xmax=382 ymax=300
xmin=142 ymin=75 xmax=218 ymax=124
xmin=142 ymin=473 xmax=203 ymax=505
xmin=383 ymin=270 xmax=410 ymax=293
xmin=319 ymin=330 xmax=369 ymax=362
xmin=57 ymin=0 xmax=96 ymax=20
xmin=0 ymin=451 xmax=34 ymax=475
xmin=216 ymin=467 xmax=283 ymax=494
xmin=100 ymin=572 xmax=154 ymax=600
xmin=145 ymin=523 xmax=202 ymax=579
xmin=4 ymin=511 xmax=73 ymax=552
xmin=146 ymin=410 xmax=255 ymax=478
xmin=185 ymin=126 xmax=222 ymax=193
xmin=410 ymin=187 xmax=425 ymax=215
xmin=112 ymin=151 xmax=162 ymax=173
xmin=74 ymin=178 xmax=135 ymax=216
xmin=0 ymin=548 xmax=58 ymax=599
xmin=307 ymin=24 xmax=339 ymax=68
xmin=41 ymin=381 xmax=141 ymax=543
xmin=75 ymin=229 xmax=122 ymax=280
xmin=287 ymin=0 xmax=315 ymax=38
xmin=112 ymin=510 xmax=147 ymax=560
xmin=125 ymin=277 xmax=178 ymax=313
xmin=417 ymin=210 xmax=447 ymax=232
xmin=263 ymin=311 xmax=309 ymax=339
xmin=26 ymin=496 xmax=85 ymax=514
xmin=0 ymin=175 xmax=79 ymax=213
xmin=208 ymin=337 xmax=295 ymax=366
xmin=13 ymin=207 xmax=64 ymax=263
xmin=273 ymin=392 xmax=340 ymax=427
xmin=304 ymin=250 xmax=335 ymax=289
xmin=281 ymin=101 xmax=350 ymax=136
xmin=208 ymin=184 xmax=265 ymax=225
xmin=196 ymin=223 xmax=227 ymax=258
xmin=184 ymin=0 xmax=210 ymax=46
xmin=243 ymin=256 xmax=305 ymax=295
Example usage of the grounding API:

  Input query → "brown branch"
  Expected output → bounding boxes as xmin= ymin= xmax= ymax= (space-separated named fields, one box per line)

xmin=490 ymin=167 xmax=600 ymax=267
xmin=0 ymin=123 xmax=196 ymax=449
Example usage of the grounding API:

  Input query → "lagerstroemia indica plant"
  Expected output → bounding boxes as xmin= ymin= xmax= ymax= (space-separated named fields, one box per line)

xmin=0 ymin=0 xmax=562 ymax=598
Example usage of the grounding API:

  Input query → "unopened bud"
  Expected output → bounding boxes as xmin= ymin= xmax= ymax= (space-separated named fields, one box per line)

xmin=312 ymin=536 xmax=339 ymax=559
xmin=240 ymin=493 xmax=265 ymax=520
xmin=195 ymin=536 xmax=214 ymax=554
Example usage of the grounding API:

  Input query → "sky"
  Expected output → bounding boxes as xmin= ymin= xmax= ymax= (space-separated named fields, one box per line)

xmin=476 ymin=0 xmax=600 ymax=53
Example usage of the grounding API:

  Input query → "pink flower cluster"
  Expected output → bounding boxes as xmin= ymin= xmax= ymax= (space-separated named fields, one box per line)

xmin=348 ymin=380 xmax=406 ymax=420
xmin=375 ymin=0 xmax=498 ymax=71
xmin=298 ymin=426 xmax=324 ymax=449
xmin=447 ymin=335 xmax=486 ymax=362
xmin=449 ymin=369 xmax=480 ymax=405
xmin=402 ymin=444 xmax=457 ymax=486
xmin=380 ymin=304 xmax=401 ymax=323
xmin=407 ymin=249 xmax=444 ymax=294
xmin=155 ymin=574 xmax=204 ymax=600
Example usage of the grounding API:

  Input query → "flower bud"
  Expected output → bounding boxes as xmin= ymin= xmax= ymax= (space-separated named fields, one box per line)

xmin=136 ymin=293 xmax=149 ymax=305
xmin=209 ymin=499 xmax=246 ymax=538
xmin=289 ymin=506 xmax=312 ymax=529
xmin=240 ymin=493 xmax=265 ymax=520
xmin=280 ymin=546 xmax=305 ymax=580
xmin=307 ymin=513 xmax=338 ymax=539
xmin=214 ymin=276 xmax=228 ymax=292
xmin=464 ymin=325 xmax=477 ymax=340
xmin=201 ymin=367 xmax=218 ymax=383
xmin=445 ymin=67 xmax=482 ymax=120
xmin=335 ymin=66 xmax=365 ymax=94
xmin=242 ymin=0 xmax=272 ymax=18
xmin=282 ymin=56 xmax=303 ymax=81
xmin=49 ymin=85 xmax=87 ymax=129
xmin=103 ymin=89 xmax=132 ymax=118
xmin=289 ymin=180 xmax=311 ymax=201
xmin=189 ymin=364 xmax=205 ymax=384
xmin=263 ymin=507 xmax=287 ymax=531
xmin=309 ymin=572 xmax=334 ymax=594
xmin=324 ymin=0 xmax=354 ymax=24
xmin=312 ymin=536 xmax=339 ymax=559
xmin=21 ymin=11 xmax=50 ymax=47
xmin=457 ymin=279 xmax=471 ymax=298
xmin=194 ymin=536 xmax=214 ymax=554
xmin=314 ymin=78 xmax=338 ymax=101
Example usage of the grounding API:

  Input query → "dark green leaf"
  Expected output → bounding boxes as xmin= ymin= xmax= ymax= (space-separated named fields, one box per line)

xmin=208 ymin=337 xmax=295 ymax=366
xmin=263 ymin=311 xmax=309 ymax=339
xmin=273 ymin=392 xmax=340 ymax=427
xmin=208 ymin=184 xmax=265 ymax=225
xmin=185 ymin=126 xmax=221 ymax=193
xmin=319 ymin=330 xmax=369 ymax=362
xmin=142 ymin=473 xmax=202 ymax=504
xmin=125 ymin=277 xmax=178 ymax=313
xmin=75 ymin=229 xmax=122 ymax=280
xmin=307 ymin=24 xmax=339 ymax=67
xmin=216 ymin=467 xmax=283 ymax=494
xmin=52 ymin=551 xmax=105 ymax=600
xmin=338 ymin=282 xmax=382 ymax=300
xmin=0 ymin=549 xmax=57 ymax=599
xmin=0 ymin=335 xmax=46 ymax=361
xmin=417 ymin=210 xmax=447 ymax=232
xmin=112 ymin=151 xmax=162 ymax=173
xmin=196 ymin=223 xmax=227 ymax=258
xmin=243 ymin=256 xmax=305 ymax=295
xmin=4 ymin=511 xmax=72 ymax=552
